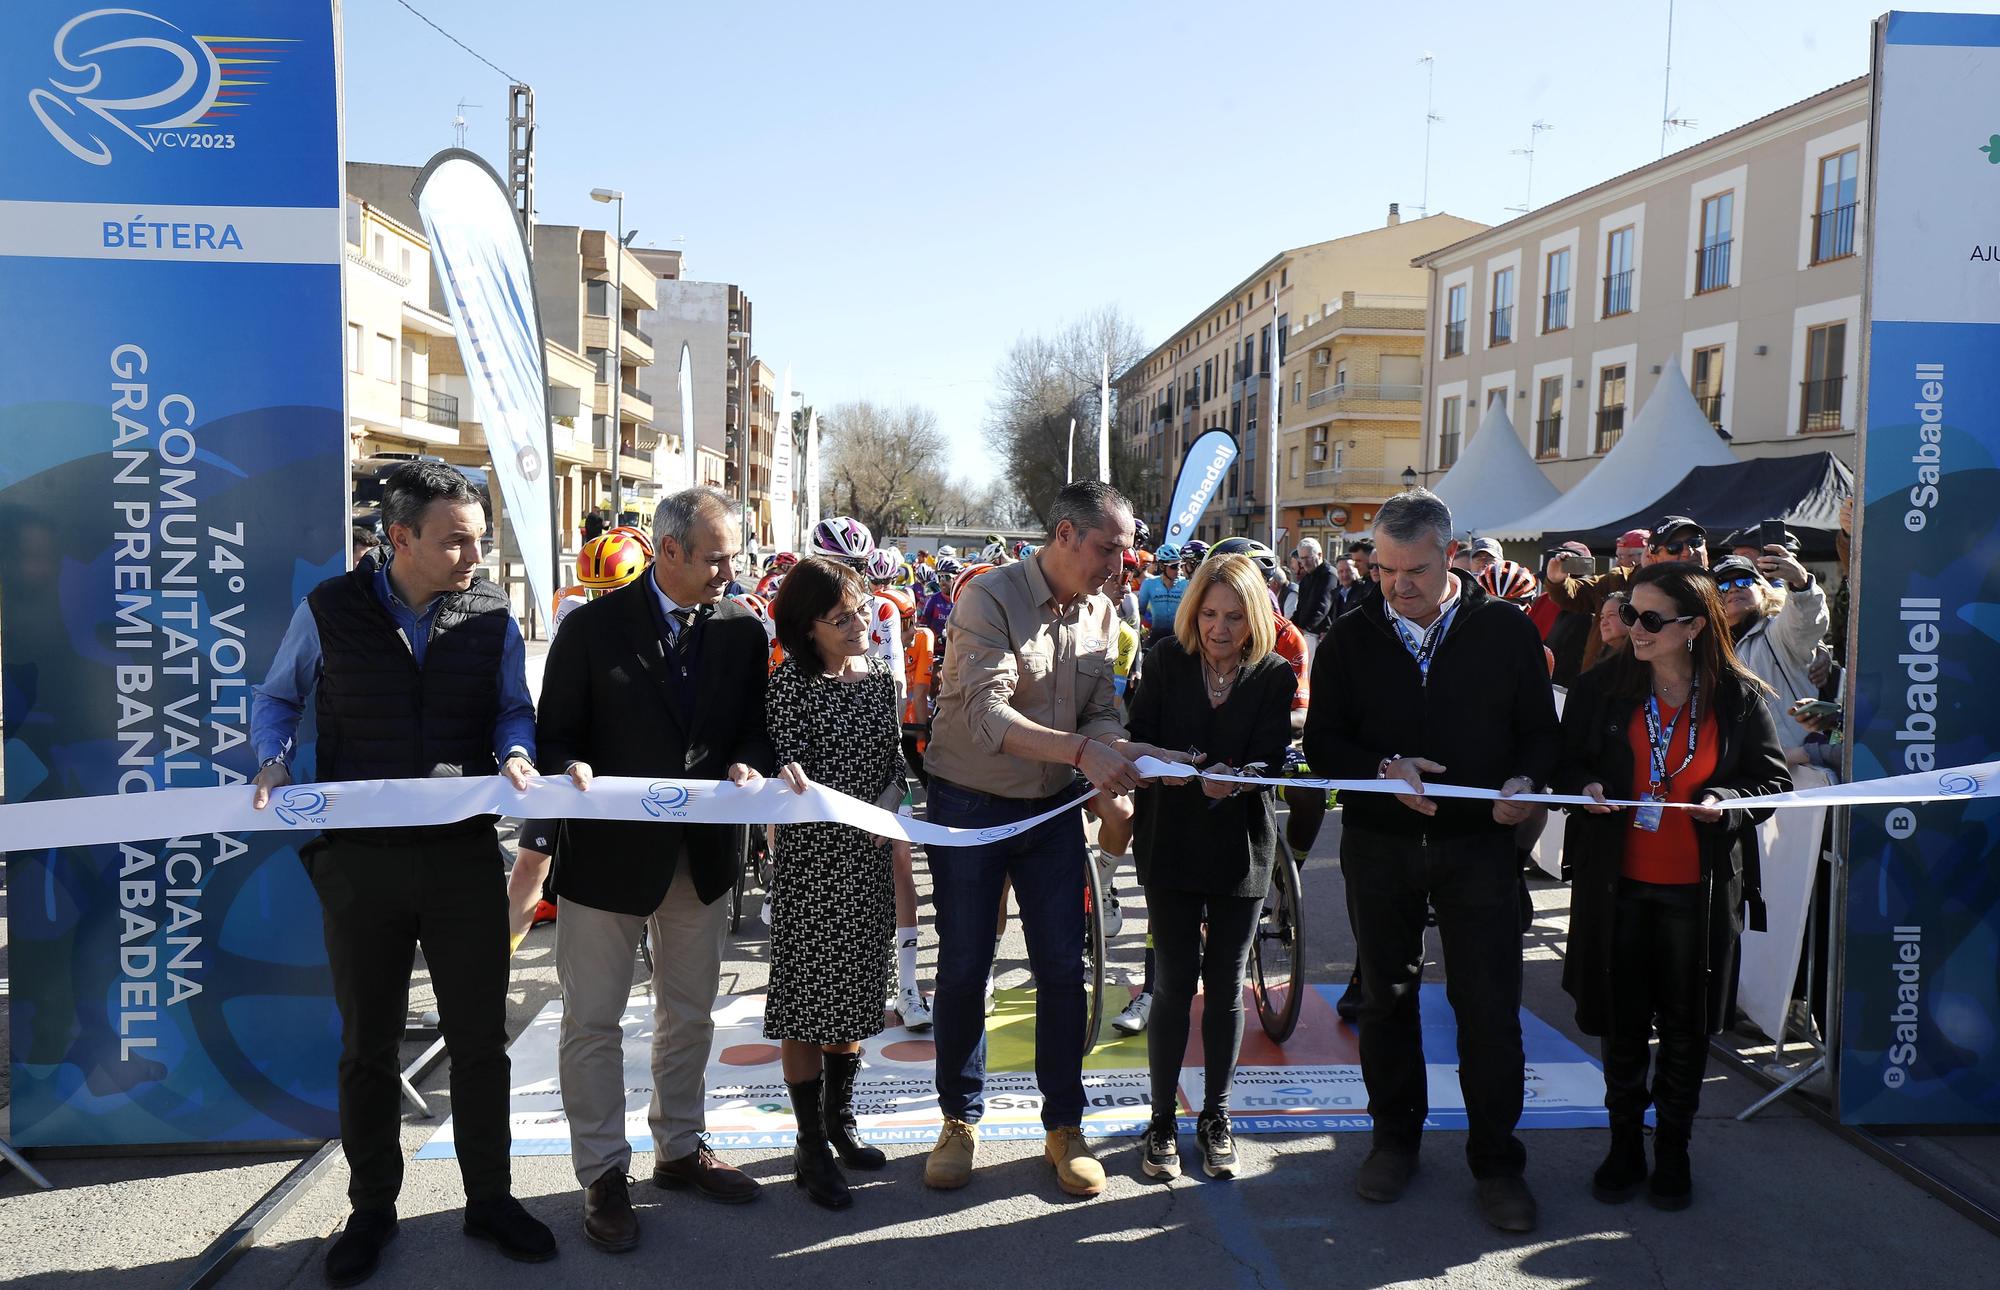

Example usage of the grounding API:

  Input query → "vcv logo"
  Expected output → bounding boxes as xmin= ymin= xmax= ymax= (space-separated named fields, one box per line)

xmin=641 ymin=782 xmax=694 ymax=819
xmin=273 ymin=787 xmax=335 ymax=828
xmin=28 ymin=8 xmax=292 ymax=165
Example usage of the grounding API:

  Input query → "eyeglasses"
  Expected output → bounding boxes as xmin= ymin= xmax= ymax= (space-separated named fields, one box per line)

xmin=1648 ymin=539 xmax=1698 ymax=556
xmin=1618 ymin=602 xmax=1696 ymax=633
xmin=816 ymin=608 xmax=863 ymax=631
xmin=1715 ymin=576 xmax=1761 ymax=593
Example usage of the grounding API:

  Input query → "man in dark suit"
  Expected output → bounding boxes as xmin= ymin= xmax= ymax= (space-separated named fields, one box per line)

xmin=536 ymin=486 xmax=775 ymax=1254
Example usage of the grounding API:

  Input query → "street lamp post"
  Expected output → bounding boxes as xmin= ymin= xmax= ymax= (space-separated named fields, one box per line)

xmin=1400 ymin=466 xmax=1419 ymax=492
xmin=590 ymin=187 xmax=623 ymax=523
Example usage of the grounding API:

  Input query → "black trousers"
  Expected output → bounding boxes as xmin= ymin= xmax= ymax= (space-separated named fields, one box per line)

xmin=1145 ymin=887 xmax=1263 ymax=1118
xmin=1603 ymin=878 xmax=1708 ymax=1134
xmin=304 ymin=827 xmax=512 ymax=1209
xmin=1341 ymin=824 xmax=1526 ymax=1178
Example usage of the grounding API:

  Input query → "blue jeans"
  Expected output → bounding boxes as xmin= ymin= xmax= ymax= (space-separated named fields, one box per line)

xmin=926 ymin=776 xmax=1087 ymax=1129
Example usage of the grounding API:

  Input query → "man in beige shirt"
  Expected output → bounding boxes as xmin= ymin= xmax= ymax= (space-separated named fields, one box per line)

xmin=921 ymin=481 xmax=1167 ymax=1199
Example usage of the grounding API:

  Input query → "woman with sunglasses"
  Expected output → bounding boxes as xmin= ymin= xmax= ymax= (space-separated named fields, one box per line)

xmin=1709 ymin=551 xmax=1830 ymax=769
xmin=763 ymin=556 xmax=909 ymax=1210
xmin=1555 ymin=563 xmax=1789 ymax=1212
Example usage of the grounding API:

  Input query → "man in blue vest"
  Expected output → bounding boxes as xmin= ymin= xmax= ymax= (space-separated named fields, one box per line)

xmin=251 ymin=462 xmax=552 ymax=1285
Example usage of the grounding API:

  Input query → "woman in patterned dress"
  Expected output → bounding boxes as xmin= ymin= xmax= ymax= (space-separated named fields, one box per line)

xmin=765 ymin=556 xmax=906 ymax=1210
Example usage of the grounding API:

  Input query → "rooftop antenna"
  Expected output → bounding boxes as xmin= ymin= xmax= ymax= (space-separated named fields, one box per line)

xmin=1417 ymin=52 xmax=1440 ymax=218
xmin=453 ymin=97 xmax=482 ymax=148
xmin=1505 ymin=120 xmax=1554 ymax=216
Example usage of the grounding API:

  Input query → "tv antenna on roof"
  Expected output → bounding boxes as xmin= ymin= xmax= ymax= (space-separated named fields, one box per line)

xmin=453 ymin=97 xmax=482 ymax=148
xmin=1504 ymin=120 xmax=1554 ymax=216
xmin=1658 ymin=0 xmax=1678 ymax=157
xmin=1417 ymin=53 xmax=1441 ymax=218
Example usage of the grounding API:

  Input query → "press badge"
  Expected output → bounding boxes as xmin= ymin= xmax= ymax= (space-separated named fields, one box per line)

xmin=1633 ymin=796 xmax=1665 ymax=833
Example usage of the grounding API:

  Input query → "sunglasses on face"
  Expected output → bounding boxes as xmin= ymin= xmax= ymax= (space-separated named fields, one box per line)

xmin=1618 ymin=602 xmax=1695 ymax=632
xmin=1649 ymin=538 xmax=1698 ymax=556
xmin=1715 ymin=576 xmax=1761 ymax=593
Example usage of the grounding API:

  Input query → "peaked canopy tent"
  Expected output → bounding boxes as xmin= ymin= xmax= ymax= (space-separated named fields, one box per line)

xmin=1482 ymin=357 xmax=1737 ymax=541
xmin=1432 ymin=402 xmax=1560 ymax=534
xmin=1544 ymin=451 xmax=1853 ymax=561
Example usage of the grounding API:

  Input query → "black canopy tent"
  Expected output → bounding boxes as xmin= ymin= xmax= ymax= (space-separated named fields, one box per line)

xmin=1542 ymin=451 xmax=1853 ymax=560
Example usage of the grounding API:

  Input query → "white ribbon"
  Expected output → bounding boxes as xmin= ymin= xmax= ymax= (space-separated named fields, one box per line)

xmin=2 ymin=759 xmax=1993 ymax=855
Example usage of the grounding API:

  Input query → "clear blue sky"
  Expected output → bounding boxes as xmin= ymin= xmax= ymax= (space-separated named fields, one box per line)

xmin=340 ymin=0 xmax=1984 ymax=487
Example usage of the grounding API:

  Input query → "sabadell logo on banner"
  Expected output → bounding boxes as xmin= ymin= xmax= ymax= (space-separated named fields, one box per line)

xmin=28 ymin=8 xmax=290 ymax=166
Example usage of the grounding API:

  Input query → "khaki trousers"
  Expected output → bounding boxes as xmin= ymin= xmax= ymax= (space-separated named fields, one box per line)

xmin=555 ymin=867 xmax=726 ymax=1186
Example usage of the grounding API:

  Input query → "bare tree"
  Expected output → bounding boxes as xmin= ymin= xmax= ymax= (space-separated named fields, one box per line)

xmin=817 ymin=399 xmax=950 ymax=539
xmin=987 ymin=306 xmax=1156 ymax=526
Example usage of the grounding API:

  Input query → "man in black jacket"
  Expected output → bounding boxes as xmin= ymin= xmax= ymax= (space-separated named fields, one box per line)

xmin=1291 ymin=537 xmax=1335 ymax=636
xmin=537 ymin=487 xmax=775 ymax=1253
xmin=1303 ymin=489 xmax=1559 ymax=1234
xmin=250 ymin=462 xmax=554 ymax=1284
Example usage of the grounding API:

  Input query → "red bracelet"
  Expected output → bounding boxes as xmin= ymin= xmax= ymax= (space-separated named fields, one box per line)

xmin=1072 ymin=737 xmax=1090 ymax=768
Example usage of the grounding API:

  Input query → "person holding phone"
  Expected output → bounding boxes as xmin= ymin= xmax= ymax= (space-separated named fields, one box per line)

xmin=1555 ymin=562 xmax=1789 ymax=1212
xmin=1709 ymin=551 xmax=1828 ymax=763
xmin=1544 ymin=517 xmax=1709 ymax=676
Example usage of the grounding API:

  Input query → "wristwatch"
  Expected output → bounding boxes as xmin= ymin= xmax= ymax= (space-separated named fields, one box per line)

xmin=258 ymin=754 xmax=287 ymax=772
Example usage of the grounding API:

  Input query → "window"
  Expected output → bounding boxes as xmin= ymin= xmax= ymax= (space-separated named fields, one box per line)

xmin=1289 ymin=446 xmax=1299 ymax=478
xmin=1438 ymin=395 xmax=1463 ymax=469
xmin=1813 ymin=148 xmax=1860 ymax=264
xmin=375 ymin=334 xmax=395 ymax=382
xmin=1535 ymin=376 xmax=1563 ymax=458
xmin=1692 ymin=344 xmax=1726 ymax=429
xmin=347 ymin=322 xmax=362 ymax=373
xmin=1697 ymin=191 xmax=1734 ymax=293
xmin=1259 ymin=324 xmax=1271 ymax=374
xmin=1604 ymin=226 xmax=1635 ymax=315
xmin=1801 ymin=323 xmax=1847 ymax=432
xmin=1445 ymin=284 xmax=1468 ymax=356
xmin=1334 ymin=361 xmax=1348 ymax=390
xmin=1486 ymin=386 xmax=1509 ymax=420
xmin=1543 ymin=248 xmax=1571 ymax=331
xmin=1293 ymin=375 xmax=1302 ymax=405
xmin=1596 ymin=364 xmax=1627 ymax=452
xmin=1332 ymin=443 xmax=1346 ymax=473
xmin=1490 ymin=268 xmax=1515 ymax=345
xmin=1203 ymin=358 xmax=1214 ymax=402
xmin=399 ymin=246 xmax=412 ymax=279
xmin=1247 ymin=392 xmax=1258 ymax=435
xmin=1280 ymin=268 xmax=1288 ymax=288
xmin=1231 ymin=400 xmax=1242 ymax=436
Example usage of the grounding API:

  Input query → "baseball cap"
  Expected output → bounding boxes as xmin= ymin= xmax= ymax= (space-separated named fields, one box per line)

xmin=1469 ymin=537 xmax=1504 ymax=559
xmin=1651 ymin=515 xmax=1705 ymax=544
xmin=1554 ymin=540 xmax=1592 ymax=559
xmin=1616 ymin=528 xmax=1650 ymax=549
xmin=1710 ymin=554 xmax=1763 ymax=583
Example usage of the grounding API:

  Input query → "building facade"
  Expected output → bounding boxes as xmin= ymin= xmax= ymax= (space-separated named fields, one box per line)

xmin=632 ymin=262 xmax=762 ymax=542
xmin=1415 ymin=78 xmax=1867 ymax=494
xmin=1118 ymin=210 xmax=1487 ymax=546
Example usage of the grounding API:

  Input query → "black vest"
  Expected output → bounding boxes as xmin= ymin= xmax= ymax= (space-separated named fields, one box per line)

xmin=306 ymin=561 xmax=510 ymax=787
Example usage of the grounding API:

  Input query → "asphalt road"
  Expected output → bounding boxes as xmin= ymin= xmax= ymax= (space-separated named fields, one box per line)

xmin=5 ymin=800 xmax=1997 ymax=1289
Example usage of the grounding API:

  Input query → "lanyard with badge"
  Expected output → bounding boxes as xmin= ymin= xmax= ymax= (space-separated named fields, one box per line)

xmin=1391 ymin=600 xmax=1458 ymax=682
xmin=1634 ymin=676 xmax=1700 ymax=833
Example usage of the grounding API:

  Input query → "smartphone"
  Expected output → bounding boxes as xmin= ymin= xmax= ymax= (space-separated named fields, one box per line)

xmin=1791 ymin=698 xmax=1842 ymax=720
xmin=1562 ymin=552 xmax=1601 ymax=576
xmin=1758 ymin=518 xmax=1789 ymax=549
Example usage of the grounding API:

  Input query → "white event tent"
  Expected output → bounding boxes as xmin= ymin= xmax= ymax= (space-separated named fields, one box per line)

xmin=1482 ymin=357 xmax=1737 ymax=540
xmin=1432 ymin=401 xmax=1560 ymax=534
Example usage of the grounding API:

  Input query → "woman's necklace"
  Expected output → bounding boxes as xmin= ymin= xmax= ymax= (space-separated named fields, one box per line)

xmin=1202 ymin=655 xmax=1241 ymax=700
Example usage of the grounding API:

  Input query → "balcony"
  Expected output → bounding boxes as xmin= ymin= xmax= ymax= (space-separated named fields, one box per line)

xmin=1696 ymin=238 xmax=1733 ymax=294
xmin=1595 ymin=406 xmax=1625 ymax=453
xmin=1800 ymin=375 xmax=1845 ymax=433
xmin=1233 ymin=357 xmax=1252 ymax=382
xmin=1534 ymin=415 xmax=1563 ymax=458
xmin=1543 ymin=288 xmax=1570 ymax=332
xmin=1488 ymin=305 xmax=1514 ymax=347
xmin=1444 ymin=319 xmax=1466 ymax=357
xmin=400 ymin=382 xmax=459 ymax=429
xmin=1303 ymin=465 xmax=1401 ymax=490
xmin=1603 ymin=271 xmax=1633 ymax=317
xmin=1695 ymin=390 xmax=1724 ymax=430
xmin=1306 ymin=382 xmax=1424 ymax=410
xmin=1812 ymin=203 xmax=1857 ymax=265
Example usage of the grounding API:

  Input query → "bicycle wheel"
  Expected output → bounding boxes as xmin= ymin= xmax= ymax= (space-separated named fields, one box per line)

xmin=1082 ymin=851 xmax=1108 ymax=1054
xmin=1252 ymin=845 xmax=1306 ymax=1042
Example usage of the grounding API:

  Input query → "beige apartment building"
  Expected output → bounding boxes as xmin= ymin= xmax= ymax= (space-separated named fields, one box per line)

xmin=1119 ymin=209 xmax=1486 ymax=545
xmin=1415 ymin=78 xmax=1866 ymax=496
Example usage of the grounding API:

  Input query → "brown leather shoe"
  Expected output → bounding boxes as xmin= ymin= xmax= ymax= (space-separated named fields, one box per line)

xmin=583 ymin=1171 xmax=639 ymax=1252
xmin=652 ymin=1140 xmax=760 ymax=1204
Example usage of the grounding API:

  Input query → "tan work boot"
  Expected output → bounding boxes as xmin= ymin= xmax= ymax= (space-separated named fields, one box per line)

xmin=924 ymin=1118 xmax=977 ymax=1190
xmin=1044 ymin=1126 xmax=1105 ymax=1197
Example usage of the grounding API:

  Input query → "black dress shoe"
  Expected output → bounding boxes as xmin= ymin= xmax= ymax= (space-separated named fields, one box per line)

xmin=583 ymin=1171 xmax=640 ymax=1252
xmin=324 ymin=1207 xmax=396 ymax=1287
xmin=1354 ymin=1148 xmax=1417 ymax=1203
xmin=1476 ymin=1175 xmax=1539 ymax=1233
xmin=464 ymin=1195 xmax=558 ymax=1263
xmin=1335 ymin=972 xmax=1364 ymax=1023
xmin=654 ymin=1140 xmax=761 ymax=1203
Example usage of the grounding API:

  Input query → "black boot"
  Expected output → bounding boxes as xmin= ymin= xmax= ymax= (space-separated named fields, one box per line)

xmin=821 ymin=1050 xmax=887 ymax=1170
xmin=788 ymin=1076 xmax=853 ymax=1210
xmin=1591 ymin=1118 xmax=1648 ymax=1204
xmin=1649 ymin=1123 xmax=1692 ymax=1211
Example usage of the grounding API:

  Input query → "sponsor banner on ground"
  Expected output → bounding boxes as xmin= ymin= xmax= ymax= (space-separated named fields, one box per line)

xmin=418 ymin=984 xmax=1610 ymax=1160
xmin=1843 ymin=10 xmax=2000 ymax=1127
xmin=0 ymin=1 xmax=344 ymax=1146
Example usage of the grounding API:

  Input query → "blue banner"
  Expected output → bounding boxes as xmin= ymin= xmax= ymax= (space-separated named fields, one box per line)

xmin=1841 ymin=11 xmax=2000 ymax=1126
xmin=0 ymin=2 xmax=343 ymax=1146
xmin=1159 ymin=428 xmax=1237 ymax=555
